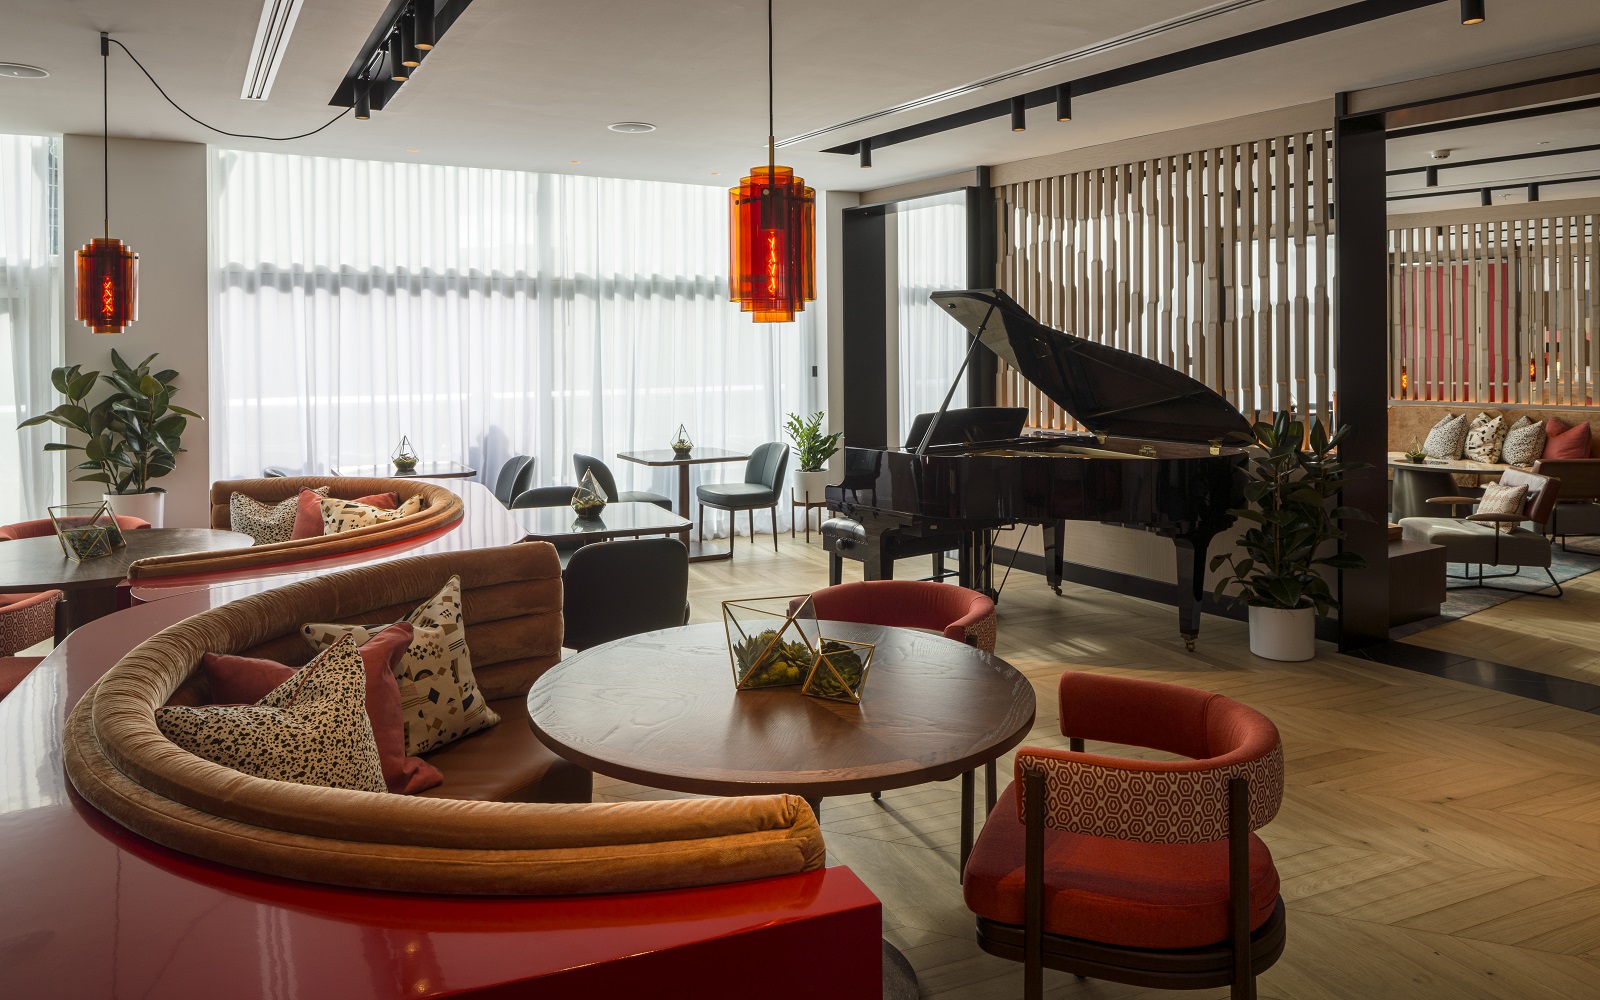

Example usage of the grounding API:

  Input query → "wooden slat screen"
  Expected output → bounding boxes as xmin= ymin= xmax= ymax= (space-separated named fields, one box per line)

xmin=995 ymin=129 xmax=1336 ymax=431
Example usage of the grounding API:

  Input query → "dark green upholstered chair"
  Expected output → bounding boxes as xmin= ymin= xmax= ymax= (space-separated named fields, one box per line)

xmin=511 ymin=486 xmax=578 ymax=509
xmin=562 ymin=538 xmax=690 ymax=651
xmin=493 ymin=455 xmax=536 ymax=508
xmin=572 ymin=454 xmax=671 ymax=509
xmin=695 ymin=442 xmax=788 ymax=554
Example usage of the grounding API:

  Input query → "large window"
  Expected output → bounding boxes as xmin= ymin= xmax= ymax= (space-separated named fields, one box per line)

xmin=211 ymin=150 xmax=816 ymax=525
xmin=895 ymin=191 xmax=967 ymax=442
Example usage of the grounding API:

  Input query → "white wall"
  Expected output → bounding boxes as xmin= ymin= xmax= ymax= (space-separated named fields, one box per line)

xmin=61 ymin=136 xmax=211 ymax=528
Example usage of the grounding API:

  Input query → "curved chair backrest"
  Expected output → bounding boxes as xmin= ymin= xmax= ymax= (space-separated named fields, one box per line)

xmin=1504 ymin=467 xmax=1561 ymax=526
xmin=494 ymin=455 xmax=536 ymax=506
xmin=744 ymin=442 xmax=789 ymax=491
xmin=0 ymin=516 xmax=152 ymax=541
xmin=512 ymin=486 xmax=578 ymax=509
xmin=572 ymin=454 xmax=620 ymax=502
xmin=262 ymin=467 xmax=291 ymax=478
xmin=804 ymin=580 xmax=996 ymax=652
xmin=563 ymin=538 xmax=689 ymax=651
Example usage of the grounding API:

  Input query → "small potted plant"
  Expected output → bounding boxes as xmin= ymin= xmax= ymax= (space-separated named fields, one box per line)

xmin=784 ymin=411 xmax=843 ymax=502
xmin=20 ymin=350 xmax=200 ymax=527
xmin=1209 ymin=411 xmax=1369 ymax=662
xmin=1404 ymin=442 xmax=1427 ymax=464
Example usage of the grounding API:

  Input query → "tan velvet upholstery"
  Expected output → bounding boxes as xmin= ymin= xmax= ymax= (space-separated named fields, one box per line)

xmin=65 ymin=544 xmax=825 ymax=894
xmin=125 ymin=477 xmax=465 ymax=580
xmin=419 ymin=698 xmax=593 ymax=804
xmin=1388 ymin=405 xmax=1600 ymax=488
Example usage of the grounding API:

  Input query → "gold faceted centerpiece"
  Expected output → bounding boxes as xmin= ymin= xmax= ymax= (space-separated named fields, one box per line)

xmin=49 ymin=500 xmax=125 ymax=561
xmin=723 ymin=594 xmax=819 ymax=689
xmin=803 ymin=637 xmax=875 ymax=704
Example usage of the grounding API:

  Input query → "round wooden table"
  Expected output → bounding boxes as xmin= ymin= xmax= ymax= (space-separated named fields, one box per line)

xmin=0 ymin=528 xmax=254 ymax=641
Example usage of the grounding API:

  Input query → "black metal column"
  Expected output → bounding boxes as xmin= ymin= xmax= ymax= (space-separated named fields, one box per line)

xmin=967 ymin=166 xmax=997 ymax=408
xmin=1332 ymin=98 xmax=1391 ymax=650
xmin=841 ymin=205 xmax=890 ymax=449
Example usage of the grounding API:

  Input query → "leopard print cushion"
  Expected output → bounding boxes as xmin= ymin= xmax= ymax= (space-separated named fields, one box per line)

xmin=301 ymin=575 xmax=498 ymax=754
xmin=1462 ymin=412 xmax=1507 ymax=464
xmin=320 ymin=493 xmax=425 ymax=535
xmin=154 ymin=635 xmax=386 ymax=792
xmin=1500 ymin=417 xmax=1546 ymax=466
xmin=1421 ymin=413 xmax=1468 ymax=460
xmin=231 ymin=487 xmax=330 ymax=544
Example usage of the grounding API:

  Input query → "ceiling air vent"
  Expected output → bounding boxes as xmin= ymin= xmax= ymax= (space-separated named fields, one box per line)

xmin=241 ymin=0 xmax=305 ymax=100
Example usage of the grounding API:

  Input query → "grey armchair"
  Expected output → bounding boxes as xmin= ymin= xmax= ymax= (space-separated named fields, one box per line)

xmin=1398 ymin=467 xmax=1564 ymax=596
xmin=695 ymin=442 xmax=788 ymax=554
xmin=572 ymin=454 xmax=671 ymax=509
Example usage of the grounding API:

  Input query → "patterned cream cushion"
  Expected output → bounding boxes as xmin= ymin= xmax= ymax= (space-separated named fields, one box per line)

xmin=231 ymin=487 xmax=330 ymax=544
xmin=1500 ymin=417 xmax=1546 ymax=466
xmin=320 ymin=493 xmax=425 ymax=535
xmin=1421 ymin=413 xmax=1469 ymax=460
xmin=1477 ymin=482 xmax=1527 ymax=525
xmin=301 ymin=575 xmax=498 ymax=754
xmin=1462 ymin=412 xmax=1507 ymax=464
xmin=154 ymin=635 xmax=386 ymax=792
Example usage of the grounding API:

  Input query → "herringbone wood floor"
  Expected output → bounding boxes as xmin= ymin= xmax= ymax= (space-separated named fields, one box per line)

xmin=594 ymin=526 xmax=1600 ymax=999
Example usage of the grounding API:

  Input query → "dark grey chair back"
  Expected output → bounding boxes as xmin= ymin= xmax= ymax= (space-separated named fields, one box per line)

xmin=494 ymin=455 xmax=536 ymax=506
xmin=563 ymin=538 xmax=690 ymax=651
xmin=744 ymin=442 xmax=789 ymax=492
xmin=262 ymin=467 xmax=291 ymax=478
xmin=572 ymin=453 xmax=620 ymax=502
xmin=511 ymin=486 xmax=578 ymax=509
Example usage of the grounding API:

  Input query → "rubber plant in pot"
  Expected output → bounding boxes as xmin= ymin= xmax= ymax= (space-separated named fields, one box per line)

xmin=1209 ymin=411 xmax=1368 ymax=661
xmin=19 ymin=350 xmax=199 ymax=528
xmin=784 ymin=411 xmax=843 ymax=502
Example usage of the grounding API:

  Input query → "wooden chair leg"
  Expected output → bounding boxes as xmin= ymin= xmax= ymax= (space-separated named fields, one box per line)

xmin=1229 ymin=776 xmax=1255 ymax=1000
xmin=748 ymin=509 xmax=755 ymax=544
xmin=771 ymin=506 xmax=778 ymax=551
xmin=984 ymin=759 xmax=997 ymax=814
xmin=1024 ymin=769 xmax=1045 ymax=1000
xmin=699 ymin=511 xmax=706 ymax=543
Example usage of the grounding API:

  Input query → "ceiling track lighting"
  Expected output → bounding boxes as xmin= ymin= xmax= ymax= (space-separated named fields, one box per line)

xmin=1480 ymin=188 xmax=1492 ymax=206
xmin=1460 ymin=0 xmax=1485 ymax=25
xmin=77 ymin=33 xmax=137 ymax=334
xmin=414 ymin=1 xmax=436 ymax=50
xmin=1425 ymin=166 xmax=1438 ymax=187
xmin=859 ymin=137 xmax=872 ymax=168
xmin=1010 ymin=95 xmax=1026 ymax=132
xmin=388 ymin=35 xmax=409 ymax=81
xmin=354 ymin=77 xmax=371 ymax=120
xmin=1055 ymin=83 xmax=1072 ymax=122
xmin=399 ymin=13 xmax=421 ymax=67
xmin=329 ymin=1 xmax=471 ymax=113
xmin=1528 ymin=183 xmax=1540 ymax=202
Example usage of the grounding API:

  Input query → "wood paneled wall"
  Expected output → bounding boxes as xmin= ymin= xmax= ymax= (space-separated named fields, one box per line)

xmin=1388 ymin=204 xmax=1598 ymax=406
xmin=995 ymin=128 xmax=1335 ymax=431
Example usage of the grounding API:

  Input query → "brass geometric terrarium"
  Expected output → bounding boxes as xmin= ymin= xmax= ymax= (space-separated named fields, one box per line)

xmin=49 ymin=500 xmax=124 ymax=561
xmin=802 ymin=636 xmax=875 ymax=704
xmin=722 ymin=594 xmax=819 ymax=690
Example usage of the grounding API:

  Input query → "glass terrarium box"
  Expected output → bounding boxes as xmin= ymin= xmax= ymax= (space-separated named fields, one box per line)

xmin=391 ymin=435 xmax=419 ymax=471
xmin=571 ymin=467 xmax=609 ymax=519
xmin=803 ymin=637 xmax=875 ymax=704
xmin=723 ymin=594 xmax=819 ymax=690
xmin=671 ymin=424 xmax=693 ymax=458
xmin=50 ymin=501 xmax=125 ymax=561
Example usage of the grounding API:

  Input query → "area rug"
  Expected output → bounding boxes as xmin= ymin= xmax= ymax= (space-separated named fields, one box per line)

xmin=1389 ymin=536 xmax=1600 ymax=639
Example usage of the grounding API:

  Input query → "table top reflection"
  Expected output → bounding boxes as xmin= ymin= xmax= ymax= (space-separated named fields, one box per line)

xmin=511 ymin=501 xmax=690 ymax=544
xmin=330 ymin=461 xmax=477 ymax=479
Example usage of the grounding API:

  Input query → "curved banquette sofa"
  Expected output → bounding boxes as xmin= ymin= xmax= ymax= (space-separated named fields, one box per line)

xmin=65 ymin=543 xmax=825 ymax=895
xmin=124 ymin=477 xmax=467 ymax=580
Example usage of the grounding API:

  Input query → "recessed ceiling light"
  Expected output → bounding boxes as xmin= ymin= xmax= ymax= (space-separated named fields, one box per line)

xmin=569 ymin=160 xmax=580 ymax=165
xmin=406 ymin=148 xmax=420 ymax=153
xmin=0 ymin=63 xmax=49 ymax=79
xmin=608 ymin=122 xmax=656 ymax=133
xmin=1538 ymin=140 xmax=1553 ymax=146
xmin=710 ymin=171 xmax=721 ymax=176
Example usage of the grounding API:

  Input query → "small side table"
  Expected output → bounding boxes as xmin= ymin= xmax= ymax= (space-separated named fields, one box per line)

xmin=789 ymin=487 xmax=829 ymax=543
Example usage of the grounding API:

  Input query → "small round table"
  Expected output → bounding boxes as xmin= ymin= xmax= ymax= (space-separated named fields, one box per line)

xmin=0 ymin=528 xmax=254 ymax=641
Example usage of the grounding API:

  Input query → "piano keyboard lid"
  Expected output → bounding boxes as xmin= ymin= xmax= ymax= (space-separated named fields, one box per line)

xmin=931 ymin=289 xmax=1253 ymax=446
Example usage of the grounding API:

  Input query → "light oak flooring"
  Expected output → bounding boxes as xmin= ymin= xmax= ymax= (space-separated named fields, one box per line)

xmin=593 ymin=528 xmax=1600 ymax=999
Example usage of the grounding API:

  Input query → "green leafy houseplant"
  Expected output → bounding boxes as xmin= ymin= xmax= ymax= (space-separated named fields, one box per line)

xmin=19 ymin=350 xmax=201 ymax=495
xmin=784 ymin=411 xmax=843 ymax=472
xmin=1209 ymin=411 xmax=1370 ymax=617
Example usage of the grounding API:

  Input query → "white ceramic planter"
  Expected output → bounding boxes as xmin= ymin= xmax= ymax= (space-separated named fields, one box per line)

xmin=104 ymin=489 xmax=166 ymax=528
xmin=1247 ymin=605 xmax=1316 ymax=661
xmin=792 ymin=469 xmax=831 ymax=502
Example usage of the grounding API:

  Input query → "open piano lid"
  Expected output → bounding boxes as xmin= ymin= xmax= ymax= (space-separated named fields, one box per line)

xmin=931 ymin=288 xmax=1252 ymax=445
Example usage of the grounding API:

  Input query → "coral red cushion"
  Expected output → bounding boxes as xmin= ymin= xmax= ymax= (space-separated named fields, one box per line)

xmin=963 ymin=783 xmax=1280 ymax=950
xmin=290 ymin=488 xmax=399 ymax=540
xmin=1543 ymin=418 xmax=1592 ymax=460
xmin=199 ymin=622 xmax=442 ymax=794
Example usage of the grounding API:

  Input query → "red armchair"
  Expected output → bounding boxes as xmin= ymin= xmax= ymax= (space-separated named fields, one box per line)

xmin=804 ymin=579 xmax=997 ymax=652
xmin=963 ymin=672 xmax=1286 ymax=1000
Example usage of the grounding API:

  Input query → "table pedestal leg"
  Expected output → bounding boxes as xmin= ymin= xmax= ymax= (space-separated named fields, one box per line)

xmin=681 ymin=462 xmax=733 ymax=563
xmin=56 ymin=584 xmax=121 ymax=643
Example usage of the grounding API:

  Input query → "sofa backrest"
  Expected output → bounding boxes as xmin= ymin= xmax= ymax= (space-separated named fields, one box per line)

xmin=1388 ymin=404 xmax=1599 ymax=459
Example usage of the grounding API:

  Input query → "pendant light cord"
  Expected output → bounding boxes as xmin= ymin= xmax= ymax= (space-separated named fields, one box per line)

xmin=103 ymin=36 xmax=350 ymax=142
xmin=766 ymin=0 xmax=775 ymax=177
xmin=102 ymin=34 xmax=108 ymax=238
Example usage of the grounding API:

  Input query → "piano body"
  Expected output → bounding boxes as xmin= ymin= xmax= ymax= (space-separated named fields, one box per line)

xmin=824 ymin=288 xmax=1252 ymax=650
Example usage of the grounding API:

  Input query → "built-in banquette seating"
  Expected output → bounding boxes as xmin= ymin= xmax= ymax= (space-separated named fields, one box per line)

xmin=64 ymin=544 xmax=825 ymax=895
xmin=124 ymin=477 xmax=465 ymax=581
xmin=1388 ymin=403 xmax=1600 ymax=475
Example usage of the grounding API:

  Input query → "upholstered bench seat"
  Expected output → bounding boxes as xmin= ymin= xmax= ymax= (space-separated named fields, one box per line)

xmin=419 ymin=697 xmax=591 ymax=804
xmin=1398 ymin=519 xmax=1553 ymax=567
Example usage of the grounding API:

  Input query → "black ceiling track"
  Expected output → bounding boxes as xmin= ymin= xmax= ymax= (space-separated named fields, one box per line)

xmin=821 ymin=0 xmax=1449 ymax=156
xmin=1387 ymin=142 xmax=1600 ymax=178
xmin=328 ymin=0 xmax=474 ymax=112
xmin=1388 ymin=171 xmax=1600 ymax=202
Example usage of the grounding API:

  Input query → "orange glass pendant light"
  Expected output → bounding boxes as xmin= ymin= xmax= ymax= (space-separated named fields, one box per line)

xmin=77 ymin=33 xmax=137 ymax=334
xmin=729 ymin=0 xmax=814 ymax=324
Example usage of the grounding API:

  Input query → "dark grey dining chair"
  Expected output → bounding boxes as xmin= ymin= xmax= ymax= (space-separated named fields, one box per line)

xmin=511 ymin=486 xmax=578 ymax=509
xmin=562 ymin=538 xmax=690 ymax=651
xmin=695 ymin=442 xmax=788 ymax=554
xmin=572 ymin=453 xmax=672 ymax=509
xmin=493 ymin=455 xmax=536 ymax=507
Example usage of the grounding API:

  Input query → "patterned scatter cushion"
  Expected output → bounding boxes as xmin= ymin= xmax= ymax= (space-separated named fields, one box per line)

xmin=1500 ymin=417 xmax=1546 ymax=466
xmin=1421 ymin=413 xmax=1469 ymax=460
xmin=320 ymin=493 xmax=424 ymax=535
xmin=1543 ymin=417 xmax=1592 ymax=460
xmin=231 ymin=487 xmax=330 ymax=545
xmin=1476 ymin=482 xmax=1528 ymax=530
xmin=291 ymin=489 xmax=400 ymax=540
xmin=1462 ymin=412 xmax=1507 ymax=464
xmin=301 ymin=575 xmax=498 ymax=754
xmin=155 ymin=635 xmax=386 ymax=792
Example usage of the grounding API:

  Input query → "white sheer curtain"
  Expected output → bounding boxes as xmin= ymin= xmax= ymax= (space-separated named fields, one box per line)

xmin=211 ymin=150 xmax=815 ymax=532
xmin=0 ymin=134 xmax=62 ymax=524
xmin=896 ymin=191 xmax=967 ymax=441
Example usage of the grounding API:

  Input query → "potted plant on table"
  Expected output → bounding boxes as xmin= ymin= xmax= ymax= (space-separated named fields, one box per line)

xmin=1209 ymin=411 xmax=1369 ymax=662
xmin=784 ymin=411 xmax=843 ymax=502
xmin=19 ymin=350 xmax=200 ymax=528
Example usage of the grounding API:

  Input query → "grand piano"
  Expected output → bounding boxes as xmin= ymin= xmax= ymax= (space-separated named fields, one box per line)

xmin=824 ymin=288 xmax=1252 ymax=650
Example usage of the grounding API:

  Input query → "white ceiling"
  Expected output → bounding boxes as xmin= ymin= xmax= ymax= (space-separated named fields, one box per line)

xmin=0 ymin=0 xmax=1598 ymax=194
xmin=1386 ymin=105 xmax=1600 ymax=214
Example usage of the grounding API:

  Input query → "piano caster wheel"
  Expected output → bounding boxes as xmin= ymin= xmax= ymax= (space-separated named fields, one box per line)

xmin=1051 ymin=585 xmax=1062 ymax=596
xmin=1183 ymin=638 xmax=1196 ymax=652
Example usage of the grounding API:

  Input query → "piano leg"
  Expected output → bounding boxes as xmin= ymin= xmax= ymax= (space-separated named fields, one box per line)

xmin=1044 ymin=520 xmax=1064 ymax=595
xmin=1173 ymin=535 xmax=1209 ymax=652
xmin=957 ymin=531 xmax=998 ymax=601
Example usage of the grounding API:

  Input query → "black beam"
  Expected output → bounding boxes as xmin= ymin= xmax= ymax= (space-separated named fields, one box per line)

xmin=1388 ymin=171 xmax=1600 ymax=201
xmin=842 ymin=206 xmax=890 ymax=449
xmin=1332 ymin=99 xmax=1392 ymax=650
xmin=967 ymin=166 xmax=997 ymax=408
xmin=1386 ymin=141 xmax=1600 ymax=177
xmin=1385 ymin=95 xmax=1600 ymax=139
xmin=329 ymin=1 xmax=473 ymax=110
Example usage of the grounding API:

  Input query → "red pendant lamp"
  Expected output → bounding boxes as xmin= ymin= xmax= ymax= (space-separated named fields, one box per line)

xmin=729 ymin=0 xmax=814 ymax=324
xmin=76 ymin=33 xmax=137 ymax=334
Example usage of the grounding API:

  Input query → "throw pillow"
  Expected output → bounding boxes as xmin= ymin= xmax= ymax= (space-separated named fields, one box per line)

xmin=1543 ymin=417 xmax=1592 ymax=460
xmin=156 ymin=635 xmax=386 ymax=792
xmin=290 ymin=489 xmax=399 ymax=540
xmin=200 ymin=623 xmax=443 ymax=794
xmin=1421 ymin=413 xmax=1468 ymax=460
xmin=1476 ymin=482 xmax=1528 ymax=530
xmin=230 ymin=487 xmax=330 ymax=545
xmin=1462 ymin=412 xmax=1507 ymax=464
xmin=320 ymin=493 xmax=425 ymax=535
xmin=1500 ymin=417 xmax=1546 ymax=466
xmin=301 ymin=575 xmax=498 ymax=755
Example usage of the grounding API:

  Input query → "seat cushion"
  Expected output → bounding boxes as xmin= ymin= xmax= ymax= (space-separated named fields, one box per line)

xmin=1398 ymin=517 xmax=1552 ymax=566
xmin=418 ymin=696 xmax=592 ymax=803
xmin=618 ymin=490 xmax=673 ymax=509
xmin=963 ymin=783 xmax=1279 ymax=950
xmin=697 ymin=482 xmax=777 ymax=507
